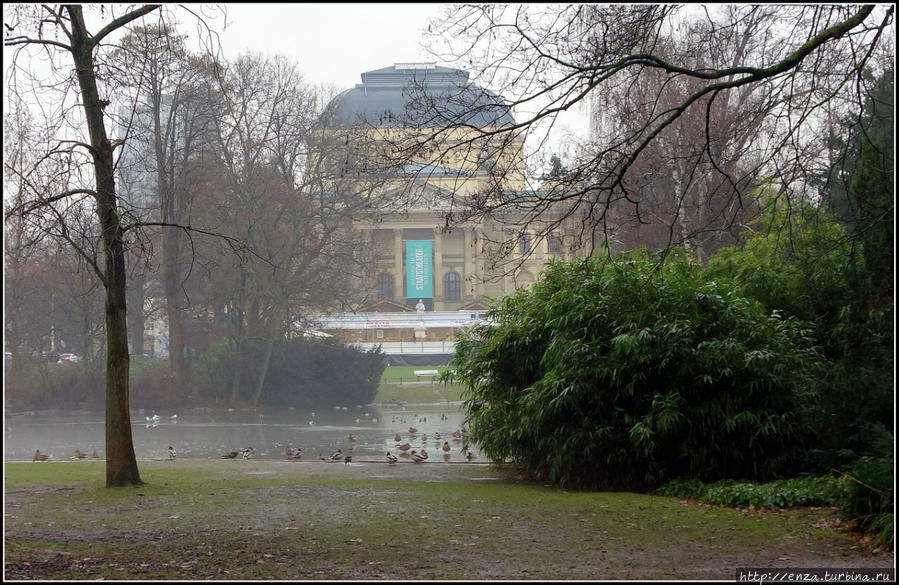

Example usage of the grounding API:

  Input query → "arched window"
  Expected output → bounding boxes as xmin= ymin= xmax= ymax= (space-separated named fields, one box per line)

xmin=519 ymin=235 xmax=531 ymax=254
xmin=443 ymin=271 xmax=461 ymax=301
xmin=376 ymin=273 xmax=394 ymax=300
xmin=547 ymin=233 xmax=562 ymax=255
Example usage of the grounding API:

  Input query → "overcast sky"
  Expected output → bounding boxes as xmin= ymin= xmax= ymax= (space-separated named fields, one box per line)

xmin=215 ymin=3 xmax=446 ymax=90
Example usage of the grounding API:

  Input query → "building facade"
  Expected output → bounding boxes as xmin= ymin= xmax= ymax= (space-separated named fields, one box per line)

xmin=318 ymin=63 xmax=581 ymax=313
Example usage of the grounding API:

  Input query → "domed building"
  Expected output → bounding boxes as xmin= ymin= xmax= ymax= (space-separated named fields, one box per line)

xmin=311 ymin=63 xmax=578 ymax=350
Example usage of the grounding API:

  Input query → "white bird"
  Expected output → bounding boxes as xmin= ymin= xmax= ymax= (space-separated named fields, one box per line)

xmin=168 ymin=446 xmax=177 ymax=460
xmin=386 ymin=452 xmax=398 ymax=464
xmin=170 ymin=414 xmax=178 ymax=420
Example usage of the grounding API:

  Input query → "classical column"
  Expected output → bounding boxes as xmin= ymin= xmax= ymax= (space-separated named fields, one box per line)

xmin=433 ymin=227 xmax=444 ymax=303
xmin=394 ymin=229 xmax=404 ymax=300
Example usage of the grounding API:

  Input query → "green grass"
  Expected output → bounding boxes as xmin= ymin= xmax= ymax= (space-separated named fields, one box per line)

xmin=374 ymin=381 xmax=466 ymax=404
xmin=5 ymin=460 xmax=870 ymax=580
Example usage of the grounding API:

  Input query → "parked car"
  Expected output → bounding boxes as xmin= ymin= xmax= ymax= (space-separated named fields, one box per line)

xmin=58 ymin=353 xmax=82 ymax=363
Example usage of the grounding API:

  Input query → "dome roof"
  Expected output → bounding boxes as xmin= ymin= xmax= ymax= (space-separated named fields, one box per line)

xmin=324 ymin=63 xmax=516 ymax=129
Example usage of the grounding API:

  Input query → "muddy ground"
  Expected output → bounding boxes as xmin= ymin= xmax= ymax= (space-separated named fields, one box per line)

xmin=4 ymin=459 xmax=894 ymax=580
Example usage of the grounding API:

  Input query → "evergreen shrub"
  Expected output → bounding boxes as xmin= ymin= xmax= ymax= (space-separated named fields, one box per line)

xmin=449 ymin=250 xmax=824 ymax=489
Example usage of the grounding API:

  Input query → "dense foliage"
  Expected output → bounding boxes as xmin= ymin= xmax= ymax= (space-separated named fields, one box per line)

xmin=704 ymin=201 xmax=893 ymax=471
xmin=656 ymin=476 xmax=842 ymax=509
xmin=448 ymin=250 xmax=824 ymax=489
xmin=214 ymin=337 xmax=386 ymax=408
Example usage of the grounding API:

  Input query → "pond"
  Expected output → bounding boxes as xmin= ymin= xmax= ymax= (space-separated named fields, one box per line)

xmin=4 ymin=401 xmax=479 ymax=464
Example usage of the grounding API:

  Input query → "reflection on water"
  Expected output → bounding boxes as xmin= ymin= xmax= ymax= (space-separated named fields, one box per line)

xmin=4 ymin=402 xmax=479 ymax=463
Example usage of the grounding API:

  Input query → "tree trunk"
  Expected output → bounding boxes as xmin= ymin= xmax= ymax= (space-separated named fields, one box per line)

xmin=68 ymin=5 xmax=142 ymax=487
xmin=252 ymin=336 xmax=275 ymax=408
xmin=127 ymin=269 xmax=146 ymax=356
xmin=162 ymin=230 xmax=188 ymax=386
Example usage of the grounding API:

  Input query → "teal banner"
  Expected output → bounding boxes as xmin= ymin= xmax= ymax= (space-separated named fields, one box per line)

xmin=406 ymin=240 xmax=433 ymax=299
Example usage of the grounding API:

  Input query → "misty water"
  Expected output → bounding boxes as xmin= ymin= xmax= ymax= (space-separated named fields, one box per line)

xmin=4 ymin=401 xmax=478 ymax=463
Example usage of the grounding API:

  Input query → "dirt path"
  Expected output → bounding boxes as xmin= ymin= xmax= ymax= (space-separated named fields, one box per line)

xmin=4 ymin=459 xmax=894 ymax=580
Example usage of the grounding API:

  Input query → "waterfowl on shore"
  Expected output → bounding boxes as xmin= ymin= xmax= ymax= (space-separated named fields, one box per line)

xmin=241 ymin=447 xmax=255 ymax=459
xmin=92 ymin=451 xmax=101 ymax=459
xmin=221 ymin=450 xmax=239 ymax=459
xmin=410 ymin=450 xmax=427 ymax=463
xmin=285 ymin=445 xmax=303 ymax=459
xmin=168 ymin=446 xmax=177 ymax=460
xmin=33 ymin=450 xmax=50 ymax=462
xmin=386 ymin=452 xmax=398 ymax=464
xmin=344 ymin=455 xmax=352 ymax=464
xmin=74 ymin=449 xmax=87 ymax=459
xmin=327 ymin=449 xmax=343 ymax=462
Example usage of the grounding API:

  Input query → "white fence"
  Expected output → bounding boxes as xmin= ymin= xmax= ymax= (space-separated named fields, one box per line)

xmin=349 ymin=340 xmax=457 ymax=355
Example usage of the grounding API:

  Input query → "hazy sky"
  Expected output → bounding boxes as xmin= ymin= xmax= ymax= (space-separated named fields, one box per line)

xmin=215 ymin=3 xmax=446 ymax=90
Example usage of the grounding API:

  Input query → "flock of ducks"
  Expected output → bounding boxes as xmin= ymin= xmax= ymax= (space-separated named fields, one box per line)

xmin=32 ymin=449 xmax=103 ymax=462
xmin=29 ymin=411 xmax=476 ymax=464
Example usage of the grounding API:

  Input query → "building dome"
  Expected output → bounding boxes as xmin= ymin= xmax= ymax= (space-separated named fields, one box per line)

xmin=324 ymin=63 xmax=516 ymax=129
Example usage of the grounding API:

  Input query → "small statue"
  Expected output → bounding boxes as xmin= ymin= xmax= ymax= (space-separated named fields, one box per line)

xmin=416 ymin=298 xmax=425 ymax=316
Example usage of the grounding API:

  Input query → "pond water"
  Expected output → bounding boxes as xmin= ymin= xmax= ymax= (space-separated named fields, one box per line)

xmin=4 ymin=401 xmax=479 ymax=464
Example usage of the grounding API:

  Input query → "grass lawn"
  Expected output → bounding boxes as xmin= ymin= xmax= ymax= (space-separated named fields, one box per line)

xmin=5 ymin=460 xmax=888 ymax=580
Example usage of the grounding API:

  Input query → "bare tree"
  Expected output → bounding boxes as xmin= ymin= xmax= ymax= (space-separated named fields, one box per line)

xmin=400 ymin=4 xmax=893 ymax=266
xmin=4 ymin=4 xmax=169 ymax=485
xmin=112 ymin=23 xmax=221 ymax=382
xmin=198 ymin=52 xmax=378 ymax=405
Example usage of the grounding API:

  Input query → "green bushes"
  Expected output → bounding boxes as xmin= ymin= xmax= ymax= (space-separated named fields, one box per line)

xmin=657 ymin=470 xmax=893 ymax=548
xmin=219 ymin=337 xmax=386 ymax=408
xmin=837 ymin=455 xmax=894 ymax=546
xmin=449 ymin=250 xmax=824 ymax=490
xmin=657 ymin=476 xmax=842 ymax=509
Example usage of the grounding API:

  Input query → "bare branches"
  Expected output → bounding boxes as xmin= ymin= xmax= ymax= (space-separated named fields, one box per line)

xmin=403 ymin=4 xmax=893 ymax=265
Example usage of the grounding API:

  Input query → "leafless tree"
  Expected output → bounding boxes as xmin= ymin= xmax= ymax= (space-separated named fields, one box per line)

xmin=396 ymin=4 xmax=894 ymax=268
xmin=198 ymin=52 xmax=380 ymax=405
xmin=4 ymin=4 xmax=168 ymax=486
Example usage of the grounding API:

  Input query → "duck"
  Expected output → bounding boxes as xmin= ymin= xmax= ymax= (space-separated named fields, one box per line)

xmin=394 ymin=433 xmax=402 ymax=443
xmin=466 ymin=451 xmax=476 ymax=461
xmin=285 ymin=445 xmax=303 ymax=459
xmin=421 ymin=433 xmax=428 ymax=442
xmin=452 ymin=430 xmax=462 ymax=439
xmin=221 ymin=450 xmax=240 ymax=459
xmin=91 ymin=450 xmax=101 ymax=459
xmin=397 ymin=442 xmax=412 ymax=452
xmin=442 ymin=441 xmax=451 ymax=452
xmin=408 ymin=427 xmax=418 ymax=434
xmin=327 ymin=448 xmax=343 ymax=462
xmin=74 ymin=449 xmax=87 ymax=459
xmin=344 ymin=455 xmax=352 ymax=464
xmin=32 ymin=450 xmax=50 ymax=462
xmin=348 ymin=433 xmax=356 ymax=443
xmin=386 ymin=452 xmax=398 ymax=464
xmin=418 ymin=448 xmax=429 ymax=460
xmin=241 ymin=447 xmax=255 ymax=459
xmin=168 ymin=446 xmax=177 ymax=460
xmin=410 ymin=450 xmax=427 ymax=463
